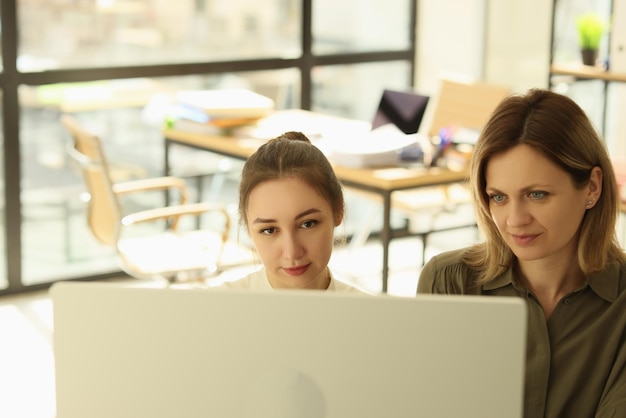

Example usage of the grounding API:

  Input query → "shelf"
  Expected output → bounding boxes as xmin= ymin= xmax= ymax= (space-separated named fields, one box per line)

xmin=551 ymin=63 xmax=626 ymax=83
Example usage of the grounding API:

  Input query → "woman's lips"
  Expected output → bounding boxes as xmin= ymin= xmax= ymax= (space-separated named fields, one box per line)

xmin=510 ymin=233 xmax=538 ymax=246
xmin=283 ymin=264 xmax=310 ymax=276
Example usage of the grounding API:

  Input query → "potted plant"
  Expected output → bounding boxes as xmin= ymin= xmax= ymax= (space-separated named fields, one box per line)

xmin=576 ymin=13 xmax=607 ymax=66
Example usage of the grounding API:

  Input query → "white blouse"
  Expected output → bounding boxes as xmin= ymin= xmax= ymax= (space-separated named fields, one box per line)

xmin=221 ymin=267 xmax=366 ymax=293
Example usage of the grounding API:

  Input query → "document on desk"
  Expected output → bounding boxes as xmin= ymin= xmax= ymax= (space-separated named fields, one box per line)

xmin=228 ymin=110 xmax=427 ymax=169
xmin=233 ymin=109 xmax=369 ymax=143
xmin=322 ymin=124 xmax=426 ymax=168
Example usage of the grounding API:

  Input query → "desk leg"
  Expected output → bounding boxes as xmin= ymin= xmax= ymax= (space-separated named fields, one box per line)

xmin=164 ymin=139 xmax=171 ymax=175
xmin=381 ymin=191 xmax=392 ymax=293
xmin=164 ymin=139 xmax=171 ymax=206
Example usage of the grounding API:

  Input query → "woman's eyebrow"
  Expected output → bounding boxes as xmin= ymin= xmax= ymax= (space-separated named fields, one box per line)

xmin=252 ymin=208 xmax=322 ymax=225
xmin=252 ymin=217 xmax=275 ymax=225
xmin=295 ymin=208 xmax=322 ymax=220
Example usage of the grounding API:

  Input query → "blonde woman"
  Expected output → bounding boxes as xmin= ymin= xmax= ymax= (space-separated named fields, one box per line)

xmin=418 ymin=89 xmax=626 ymax=417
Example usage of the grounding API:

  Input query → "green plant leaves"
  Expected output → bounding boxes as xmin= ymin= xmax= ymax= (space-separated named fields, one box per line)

xmin=576 ymin=13 xmax=607 ymax=50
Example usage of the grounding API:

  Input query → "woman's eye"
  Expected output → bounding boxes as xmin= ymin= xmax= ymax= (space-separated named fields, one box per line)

xmin=301 ymin=220 xmax=318 ymax=229
xmin=529 ymin=191 xmax=547 ymax=200
xmin=490 ymin=194 xmax=506 ymax=203
xmin=260 ymin=227 xmax=276 ymax=235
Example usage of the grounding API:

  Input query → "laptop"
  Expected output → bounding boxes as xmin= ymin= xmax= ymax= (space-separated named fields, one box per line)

xmin=51 ymin=281 xmax=526 ymax=418
xmin=371 ymin=89 xmax=430 ymax=134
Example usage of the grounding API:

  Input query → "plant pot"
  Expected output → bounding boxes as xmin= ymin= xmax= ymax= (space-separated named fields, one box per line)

xmin=581 ymin=49 xmax=598 ymax=66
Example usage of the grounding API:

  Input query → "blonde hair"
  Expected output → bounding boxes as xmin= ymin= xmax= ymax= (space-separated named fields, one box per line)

xmin=464 ymin=89 xmax=624 ymax=283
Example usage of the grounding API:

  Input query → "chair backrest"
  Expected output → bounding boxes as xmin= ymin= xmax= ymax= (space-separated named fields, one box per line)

xmin=61 ymin=114 xmax=122 ymax=246
xmin=427 ymin=78 xmax=511 ymax=138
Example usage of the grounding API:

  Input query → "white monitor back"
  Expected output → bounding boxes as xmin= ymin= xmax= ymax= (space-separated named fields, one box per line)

xmin=51 ymin=281 xmax=526 ymax=418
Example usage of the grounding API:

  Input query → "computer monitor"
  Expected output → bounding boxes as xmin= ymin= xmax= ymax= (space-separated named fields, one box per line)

xmin=51 ymin=281 xmax=526 ymax=418
xmin=371 ymin=89 xmax=430 ymax=134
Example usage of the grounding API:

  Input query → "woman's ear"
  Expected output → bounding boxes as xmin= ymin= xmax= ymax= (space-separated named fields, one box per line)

xmin=587 ymin=166 xmax=603 ymax=202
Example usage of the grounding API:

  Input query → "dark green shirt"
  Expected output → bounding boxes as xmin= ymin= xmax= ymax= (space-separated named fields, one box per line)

xmin=417 ymin=248 xmax=626 ymax=418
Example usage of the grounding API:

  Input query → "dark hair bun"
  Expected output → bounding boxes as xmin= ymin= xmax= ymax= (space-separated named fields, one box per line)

xmin=276 ymin=131 xmax=311 ymax=144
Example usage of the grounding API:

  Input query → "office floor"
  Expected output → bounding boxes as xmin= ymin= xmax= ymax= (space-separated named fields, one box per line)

xmin=0 ymin=225 xmax=479 ymax=418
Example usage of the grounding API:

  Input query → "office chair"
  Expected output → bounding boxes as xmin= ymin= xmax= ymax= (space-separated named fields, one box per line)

xmin=425 ymin=78 xmax=511 ymax=139
xmin=60 ymin=114 xmax=254 ymax=285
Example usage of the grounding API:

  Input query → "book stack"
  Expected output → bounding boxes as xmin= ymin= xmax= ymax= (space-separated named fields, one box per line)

xmin=168 ymin=89 xmax=275 ymax=132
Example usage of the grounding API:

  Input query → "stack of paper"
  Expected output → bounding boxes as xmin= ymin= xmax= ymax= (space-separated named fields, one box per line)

xmin=323 ymin=124 xmax=424 ymax=168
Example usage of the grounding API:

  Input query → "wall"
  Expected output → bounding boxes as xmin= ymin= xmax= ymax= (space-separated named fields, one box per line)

xmin=484 ymin=0 xmax=552 ymax=92
xmin=415 ymin=0 xmax=486 ymax=95
xmin=415 ymin=0 xmax=551 ymax=94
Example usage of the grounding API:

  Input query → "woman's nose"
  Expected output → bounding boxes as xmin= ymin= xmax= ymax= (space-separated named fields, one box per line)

xmin=506 ymin=200 xmax=532 ymax=227
xmin=281 ymin=231 xmax=304 ymax=260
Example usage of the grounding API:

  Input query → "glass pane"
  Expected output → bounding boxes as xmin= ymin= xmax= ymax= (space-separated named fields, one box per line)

xmin=312 ymin=61 xmax=411 ymax=121
xmin=18 ymin=71 xmax=295 ymax=284
xmin=313 ymin=0 xmax=411 ymax=54
xmin=19 ymin=100 xmax=121 ymax=285
xmin=17 ymin=0 xmax=301 ymax=71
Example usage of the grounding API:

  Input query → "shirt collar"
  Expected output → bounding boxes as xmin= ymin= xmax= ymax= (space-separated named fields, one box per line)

xmin=482 ymin=268 xmax=517 ymax=292
xmin=481 ymin=262 xmax=621 ymax=302
xmin=587 ymin=261 xmax=620 ymax=302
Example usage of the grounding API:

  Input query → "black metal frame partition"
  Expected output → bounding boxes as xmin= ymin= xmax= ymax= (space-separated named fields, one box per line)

xmin=547 ymin=0 xmax=615 ymax=136
xmin=0 ymin=0 xmax=417 ymax=295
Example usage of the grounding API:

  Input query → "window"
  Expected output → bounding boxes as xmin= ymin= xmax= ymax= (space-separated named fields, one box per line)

xmin=17 ymin=0 xmax=302 ymax=70
xmin=1 ymin=0 xmax=416 ymax=294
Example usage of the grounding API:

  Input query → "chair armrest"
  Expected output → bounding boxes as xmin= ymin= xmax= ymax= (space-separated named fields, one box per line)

xmin=113 ymin=176 xmax=189 ymax=203
xmin=121 ymin=202 xmax=231 ymax=243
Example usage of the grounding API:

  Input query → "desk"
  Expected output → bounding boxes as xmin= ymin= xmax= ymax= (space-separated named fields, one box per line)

xmin=163 ymin=111 xmax=469 ymax=292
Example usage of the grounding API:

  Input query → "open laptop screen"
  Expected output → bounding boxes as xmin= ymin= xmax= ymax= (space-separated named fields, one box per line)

xmin=371 ymin=89 xmax=430 ymax=134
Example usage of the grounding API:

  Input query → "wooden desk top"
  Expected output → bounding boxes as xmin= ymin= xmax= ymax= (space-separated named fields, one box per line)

xmin=551 ymin=63 xmax=626 ymax=83
xmin=164 ymin=122 xmax=469 ymax=192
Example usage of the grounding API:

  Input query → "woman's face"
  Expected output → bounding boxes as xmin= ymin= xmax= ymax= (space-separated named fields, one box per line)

xmin=485 ymin=144 xmax=600 ymax=265
xmin=246 ymin=177 xmax=339 ymax=289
